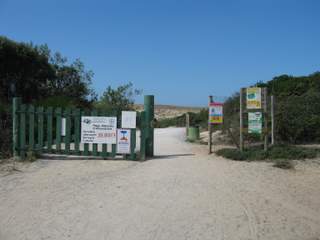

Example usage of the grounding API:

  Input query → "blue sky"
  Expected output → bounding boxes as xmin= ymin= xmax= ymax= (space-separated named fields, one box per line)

xmin=1 ymin=0 xmax=320 ymax=106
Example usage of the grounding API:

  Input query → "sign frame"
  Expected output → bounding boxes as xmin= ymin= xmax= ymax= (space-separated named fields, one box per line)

xmin=117 ymin=129 xmax=131 ymax=154
xmin=248 ymin=112 xmax=263 ymax=134
xmin=81 ymin=116 xmax=117 ymax=144
xmin=246 ymin=87 xmax=262 ymax=109
xmin=209 ymin=102 xmax=223 ymax=124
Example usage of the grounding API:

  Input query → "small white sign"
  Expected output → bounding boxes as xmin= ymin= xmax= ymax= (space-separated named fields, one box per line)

xmin=121 ymin=111 xmax=136 ymax=129
xmin=61 ymin=118 xmax=66 ymax=136
xmin=117 ymin=129 xmax=131 ymax=154
xmin=81 ymin=116 xmax=117 ymax=144
xmin=248 ymin=112 xmax=262 ymax=134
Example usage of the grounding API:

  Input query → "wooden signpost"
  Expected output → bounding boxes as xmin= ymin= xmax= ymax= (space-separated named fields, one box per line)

xmin=208 ymin=96 xmax=213 ymax=154
xmin=208 ymin=96 xmax=224 ymax=154
xmin=239 ymin=87 xmax=274 ymax=152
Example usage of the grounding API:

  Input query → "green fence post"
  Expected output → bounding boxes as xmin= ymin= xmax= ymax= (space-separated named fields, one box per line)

xmin=144 ymin=95 xmax=154 ymax=157
xmin=140 ymin=111 xmax=146 ymax=161
xmin=46 ymin=107 xmax=53 ymax=152
xmin=129 ymin=129 xmax=136 ymax=160
xmin=65 ymin=108 xmax=71 ymax=154
xmin=101 ymin=111 xmax=108 ymax=159
xmin=28 ymin=105 xmax=35 ymax=153
xmin=55 ymin=108 xmax=62 ymax=153
xmin=91 ymin=110 xmax=98 ymax=156
xmin=82 ymin=110 xmax=89 ymax=156
xmin=74 ymin=108 xmax=81 ymax=155
xmin=111 ymin=144 xmax=117 ymax=158
xmin=19 ymin=104 xmax=26 ymax=159
xmin=37 ymin=106 xmax=44 ymax=153
xmin=101 ymin=143 xmax=108 ymax=159
xmin=12 ymin=97 xmax=21 ymax=158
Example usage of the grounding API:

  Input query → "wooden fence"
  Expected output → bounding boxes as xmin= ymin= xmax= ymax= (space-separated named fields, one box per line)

xmin=12 ymin=98 xmax=141 ymax=160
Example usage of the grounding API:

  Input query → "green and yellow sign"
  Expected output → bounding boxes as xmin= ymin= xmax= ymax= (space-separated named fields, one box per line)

xmin=248 ymin=112 xmax=262 ymax=134
xmin=246 ymin=87 xmax=261 ymax=109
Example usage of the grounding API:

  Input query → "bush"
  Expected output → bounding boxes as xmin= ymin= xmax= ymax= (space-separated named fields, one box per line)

xmin=155 ymin=108 xmax=212 ymax=130
xmin=155 ymin=114 xmax=186 ymax=128
xmin=221 ymin=72 xmax=320 ymax=145
xmin=215 ymin=148 xmax=247 ymax=161
xmin=274 ymin=90 xmax=320 ymax=143
xmin=0 ymin=106 xmax=12 ymax=159
xmin=273 ymin=159 xmax=294 ymax=169
xmin=215 ymin=145 xmax=319 ymax=162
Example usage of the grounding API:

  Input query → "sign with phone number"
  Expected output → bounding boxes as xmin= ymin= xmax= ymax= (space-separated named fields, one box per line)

xmin=81 ymin=116 xmax=117 ymax=144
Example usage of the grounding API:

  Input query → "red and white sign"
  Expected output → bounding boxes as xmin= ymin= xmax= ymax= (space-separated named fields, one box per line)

xmin=209 ymin=102 xmax=223 ymax=124
xmin=81 ymin=116 xmax=117 ymax=144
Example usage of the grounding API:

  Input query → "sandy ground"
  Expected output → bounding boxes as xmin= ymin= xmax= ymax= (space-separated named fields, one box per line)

xmin=1 ymin=128 xmax=320 ymax=240
xmin=135 ymin=104 xmax=202 ymax=119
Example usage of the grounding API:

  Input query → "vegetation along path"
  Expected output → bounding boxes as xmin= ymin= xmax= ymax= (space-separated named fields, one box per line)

xmin=1 ymin=128 xmax=320 ymax=240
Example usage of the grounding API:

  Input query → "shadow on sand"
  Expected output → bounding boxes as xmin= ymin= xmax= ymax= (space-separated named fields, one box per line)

xmin=148 ymin=153 xmax=195 ymax=160
xmin=39 ymin=153 xmax=195 ymax=161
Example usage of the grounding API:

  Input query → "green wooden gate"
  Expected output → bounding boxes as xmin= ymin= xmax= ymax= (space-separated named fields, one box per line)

xmin=12 ymin=95 xmax=155 ymax=161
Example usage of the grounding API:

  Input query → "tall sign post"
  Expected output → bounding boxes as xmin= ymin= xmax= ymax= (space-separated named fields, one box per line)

xmin=208 ymin=97 xmax=223 ymax=154
xmin=263 ymin=88 xmax=268 ymax=151
xmin=208 ymin=96 xmax=213 ymax=154
xmin=239 ymin=88 xmax=244 ymax=152
xmin=270 ymin=95 xmax=275 ymax=145
xmin=240 ymin=87 xmax=268 ymax=152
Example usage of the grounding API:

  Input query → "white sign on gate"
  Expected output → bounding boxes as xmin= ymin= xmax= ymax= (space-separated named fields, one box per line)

xmin=121 ymin=111 xmax=136 ymax=129
xmin=117 ymin=129 xmax=131 ymax=154
xmin=61 ymin=118 xmax=66 ymax=136
xmin=81 ymin=116 xmax=117 ymax=144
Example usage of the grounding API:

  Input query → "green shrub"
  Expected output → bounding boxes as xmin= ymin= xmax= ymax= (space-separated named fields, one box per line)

xmin=26 ymin=150 xmax=38 ymax=162
xmin=155 ymin=115 xmax=186 ymax=128
xmin=0 ymin=106 xmax=12 ymax=159
xmin=215 ymin=145 xmax=319 ymax=162
xmin=268 ymin=145 xmax=318 ymax=159
xmin=215 ymin=148 xmax=247 ymax=161
xmin=273 ymin=159 xmax=294 ymax=169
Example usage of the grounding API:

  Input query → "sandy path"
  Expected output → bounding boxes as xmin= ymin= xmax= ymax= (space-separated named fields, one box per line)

xmin=0 ymin=128 xmax=320 ymax=240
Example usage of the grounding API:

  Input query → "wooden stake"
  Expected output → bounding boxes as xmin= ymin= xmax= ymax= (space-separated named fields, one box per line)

xmin=271 ymin=95 xmax=275 ymax=145
xmin=239 ymin=88 xmax=244 ymax=152
xmin=208 ymin=96 xmax=213 ymax=154
xmin=263 ymin=88 xmax=268 ymax=151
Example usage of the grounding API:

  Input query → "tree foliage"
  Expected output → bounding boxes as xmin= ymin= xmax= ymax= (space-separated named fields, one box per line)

xmin=0 ymin=36 xmax=96 ymax=107
xmin=95 ymin=82 xmax=142 ymax=115
xmin=0 ymin=36 xmax=97 ymax=158
xmin=159 ymin=72 xmax=320 ymax=145
xmin=223 ymin=72 xmax=320 ymax=144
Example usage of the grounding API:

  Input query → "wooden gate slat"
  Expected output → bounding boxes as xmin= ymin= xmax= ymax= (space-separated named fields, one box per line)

xmin=37 ymin=107 xmax=44 ymax=153
xmin=82 ymin=110 xmax=89 ymax=156
xmin=19 ymin=104 xmax=26 ymax=158
xmin=46 ymin=107 xmax=53 ymax=152
xmin=74 ymin=108 xmax=81 ymax=155
xmin=101 ymin=111 xmax=108 ymax=158
xmin=129 ymin=129 xmax=136 ymax=160
xmin=64 ymin=108 xmax=71 ymax=154
xmin=28 ymin=105 xmax=35 ymax=153
xmin=55 ymin=108 xmax=62 ymax=152
xmin=91 ymin=110 xmax=98 ymax=156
